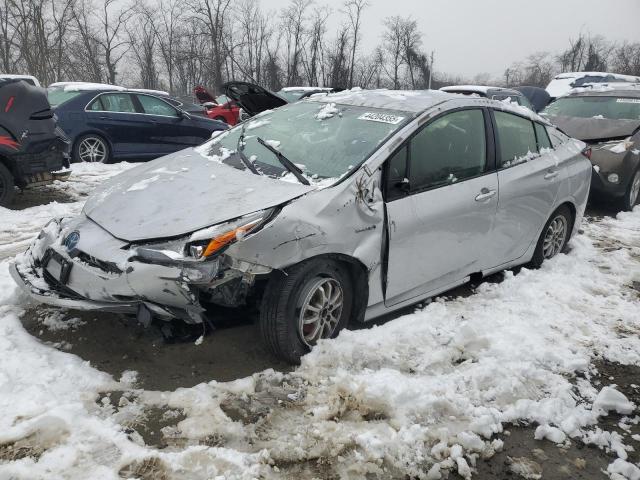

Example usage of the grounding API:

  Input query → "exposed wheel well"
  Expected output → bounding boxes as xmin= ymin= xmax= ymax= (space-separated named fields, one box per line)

xmin=556 ymin=201 xmax=577 ymax=236
xmin=268 ymin=253 xmax=369 ymax=324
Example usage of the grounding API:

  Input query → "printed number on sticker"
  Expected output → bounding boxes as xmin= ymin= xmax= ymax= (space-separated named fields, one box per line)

xmin=358 ymin=112 xmax=405 ymax=124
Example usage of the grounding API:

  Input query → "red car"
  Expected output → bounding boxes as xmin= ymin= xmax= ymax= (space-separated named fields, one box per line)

xmin=194 ymin=86 xmax=240 ymax=125
xmin=194 ymin=82 xmax=287 ymax=126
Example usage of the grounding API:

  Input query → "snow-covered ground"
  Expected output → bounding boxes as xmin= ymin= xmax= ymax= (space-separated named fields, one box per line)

xmin=0 ymin=163 xmax=639 ymax=479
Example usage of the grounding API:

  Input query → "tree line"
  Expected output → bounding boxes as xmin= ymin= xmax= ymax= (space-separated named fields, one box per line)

xmin=0 ymin=0 xmax=436 ymax=96
xmin=1 ymin=0 xmax=639 ymax=97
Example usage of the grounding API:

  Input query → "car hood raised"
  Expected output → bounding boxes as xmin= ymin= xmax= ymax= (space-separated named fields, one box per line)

xmin=83 ymin=148 xmax=316 ymax=242
xmin=547 ymin=115 xmax=640 ymax=142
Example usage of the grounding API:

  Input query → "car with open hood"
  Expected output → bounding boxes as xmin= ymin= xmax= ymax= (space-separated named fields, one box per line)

xmin=0 ymin=78 xmax=69 ymax=206
xmin=195 ymin=82 xmax=288 ymax=125
xmin=11 ymin=89 xmax=591 ymax=363
xmin=542 ymin=86 xmax=640 ymax=210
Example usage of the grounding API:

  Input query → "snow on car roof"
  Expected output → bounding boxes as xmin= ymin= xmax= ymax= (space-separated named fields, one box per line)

xmin=49 ymin=81 xmax=126 ymax=92
xmin=129 ymin=88 xmax=170 ymax=96
xmin=281 ymin=86 xmax=333 ymax=92
xmin=440 ymin=85 xmax=491 ymax=94
xmin=565 ymin=84 xmax=640 ymax=98
xmin=552 ymin=71 xmax=640 ymax=81
xmin=0 ymin=74 xmax=40 ymax=87
xmin=308 ymin=88 xmax=453 ymax=114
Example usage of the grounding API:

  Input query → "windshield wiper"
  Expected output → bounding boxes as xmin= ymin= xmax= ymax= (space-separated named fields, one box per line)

xmin=236 ymin=122 xmax=261 ymax=175
xmin=256 ymin=137 xmax=310 ymax=186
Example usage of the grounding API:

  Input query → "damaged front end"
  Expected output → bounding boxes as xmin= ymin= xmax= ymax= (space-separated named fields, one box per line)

xmin=10 ymin=210 xmax=277 ymax=324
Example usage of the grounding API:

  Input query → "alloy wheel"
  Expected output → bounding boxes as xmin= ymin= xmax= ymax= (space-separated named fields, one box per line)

xmin=542 ymin=215 xmax=568 ymax=259
xmin=298 ymin=277 xmax=344 ymax=347
xmin=78 ymin=137 xmax=107 ymax=163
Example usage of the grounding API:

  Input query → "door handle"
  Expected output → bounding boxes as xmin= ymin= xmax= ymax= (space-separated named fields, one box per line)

xmin=99 ymin=116 xmax=111 ymax=120
xmin=544 ymin=169 xmax=559 ymax=180
xmin=475 ymin=188 xmax=497 ymax=202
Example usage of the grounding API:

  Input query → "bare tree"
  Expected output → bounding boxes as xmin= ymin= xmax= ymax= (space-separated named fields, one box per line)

xmin=343 ymin=0 xmax=367 ymax=88
xmin=282 ymin=0 xmax=311 ymax=86
xmin=611 ymin=42 xmax=640 ymax=76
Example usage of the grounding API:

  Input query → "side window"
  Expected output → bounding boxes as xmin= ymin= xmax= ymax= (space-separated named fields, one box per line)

xmin=137 ymin=95 xmax=179 ymax=117
xmin=87 ymin=97 xmax=103 ymax=111
xmin=494 ymin=111 xmax=537 ymax=168
xmin=98 ymin=93 xmax=137 ymax=113
xmin=409 ymin=109 xmax=486 ymax=191
xmin=534 ymin=123 xmax=552 ymax=150
xmin=385 ymin=146 xmax=408 ymax=201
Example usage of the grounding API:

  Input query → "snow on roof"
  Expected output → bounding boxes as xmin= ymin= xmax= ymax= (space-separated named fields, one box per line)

xmin=309 ymin=88 xmax=453 ymax=114
xmin=552 ymin=71 xmax=640 ymax=81
xmin=49 ymin=81 xmax=125 ymax=92
xmin=440 ymin=85 xmax=492 ymax=94
xmin=281 ymin=86 xmax=333 ymax=92
xmin=0 ymin=74 xmax=41 ymax=87
xmin=129 ymin=88 xmax=170 ymax=96
xmin=566 ymin=83 xmax=640 ymax=97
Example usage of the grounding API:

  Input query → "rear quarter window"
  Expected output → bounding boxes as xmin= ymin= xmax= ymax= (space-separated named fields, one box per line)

xmin=547 ymin=127 xmax=569 ymax=148
xmin=534 ymin=123 xmax=552 ymax=150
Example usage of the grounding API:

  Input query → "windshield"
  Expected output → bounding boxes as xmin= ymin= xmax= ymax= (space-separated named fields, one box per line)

xmin=278 ymin=90 xmax=305 ymax=102
xmin=47 ymin=87 xmax=83 ymax=107
xmin=198 ymin=101 xmax=409 ymax=185
xmin=543 ymin=96 xmax=640 ymax=120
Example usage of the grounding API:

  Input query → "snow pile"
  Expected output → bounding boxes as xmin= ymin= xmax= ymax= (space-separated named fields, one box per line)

xmin=0 ymin=159 xmax=639 ymax=478
xmin=594 ymin=387 xmax=635 ymax=416
xmin=315 ymin=102 xmax=340 ymax=120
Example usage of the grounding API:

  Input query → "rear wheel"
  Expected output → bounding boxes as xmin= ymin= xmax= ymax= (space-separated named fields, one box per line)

xmin=259 ymin=258 xmax=353 ymax=364
xmin=623 ymin=168 xmax=640 ymax=212
xmin=73 ymin=134 xmax=110 ymax=163
xmin=529 ymin=205 xmax=573 ymax=268
xmin=0 ymin=162 xmax=15 ymax=207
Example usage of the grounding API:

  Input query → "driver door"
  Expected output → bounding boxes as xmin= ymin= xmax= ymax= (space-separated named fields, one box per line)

xmin=384 ymin=108 xmax=499 ymax=306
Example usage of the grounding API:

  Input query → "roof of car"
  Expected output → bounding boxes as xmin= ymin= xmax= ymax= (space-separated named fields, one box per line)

xmin=308 ymin=88 xmax=549 ymax=125
xmin=552 ymin=71 xmax=640 ymax=81
xmin=281 ymin=86 xmax=333 ymax=92
xmin=440 ymin=85 xmax=521 ymax=96
xmin=309 ymin=88 xmax=453 ymax=113
xmin=564 ymin=84 xmax=640 ymax=98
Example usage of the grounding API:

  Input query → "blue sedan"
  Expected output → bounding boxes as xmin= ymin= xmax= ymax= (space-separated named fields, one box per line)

xmin=48 ymin=83 xmax=227 ymax=163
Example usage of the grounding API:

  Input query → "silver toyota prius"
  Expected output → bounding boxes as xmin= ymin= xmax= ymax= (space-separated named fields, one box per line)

xmin=12 ymin=90 xmax=592 ymax=363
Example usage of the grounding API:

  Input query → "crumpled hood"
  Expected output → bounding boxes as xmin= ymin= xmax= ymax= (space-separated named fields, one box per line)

xmin=83 ymin=148 xmax=316 ymax=242
xmin=547 ymin=115 xmax=640 ymax=142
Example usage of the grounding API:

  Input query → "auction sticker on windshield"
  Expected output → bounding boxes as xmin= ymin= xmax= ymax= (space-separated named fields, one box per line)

xmin=358 ymin=112 xmax=405 ymax=124
xmin=616 ymin=98 xmax=640 ymax=104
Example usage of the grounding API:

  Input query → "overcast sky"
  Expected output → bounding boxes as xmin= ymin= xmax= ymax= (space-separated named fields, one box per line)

xmin=268 ymin=0 xmax=640 ymax=78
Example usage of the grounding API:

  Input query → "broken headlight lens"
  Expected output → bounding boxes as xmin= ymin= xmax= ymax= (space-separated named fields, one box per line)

xmin=185 ymin=209 xmax=275 ymax=259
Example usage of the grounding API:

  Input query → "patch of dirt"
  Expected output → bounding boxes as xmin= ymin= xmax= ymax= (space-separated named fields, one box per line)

xmin=118 ymin=457 xmax=169 ymax=480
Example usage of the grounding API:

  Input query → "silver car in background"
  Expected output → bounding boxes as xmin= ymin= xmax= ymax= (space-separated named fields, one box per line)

xmin=11 ymin=90 xmax=592 ymax=363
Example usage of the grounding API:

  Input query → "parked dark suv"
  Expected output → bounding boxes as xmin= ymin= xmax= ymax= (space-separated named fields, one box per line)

xmin=48 ymin=83 xmax=227 ymax=163
xmin=0 ymin=79 xmax=69 ymax=206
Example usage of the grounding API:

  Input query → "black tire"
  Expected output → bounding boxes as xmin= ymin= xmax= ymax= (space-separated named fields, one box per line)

xmin=529 ymin=205 xmax=573 ymax=269
xmin=622 ymin=168 xmax=640 ymax=212
xmin=0 ymin=162 xmax=15 ymax=207
xmin=259 ymin=258 xmax=353 ymax=364
xmin=73 ymin=134 xmax=111 ymax=163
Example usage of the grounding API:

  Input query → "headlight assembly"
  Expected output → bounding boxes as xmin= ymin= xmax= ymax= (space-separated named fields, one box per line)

xmin=186 ymin=209 xmax=275 ymax=260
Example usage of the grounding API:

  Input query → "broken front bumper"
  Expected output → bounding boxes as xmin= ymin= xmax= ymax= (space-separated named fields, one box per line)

xmin=10 ymin=216 xmax=266 ymax=323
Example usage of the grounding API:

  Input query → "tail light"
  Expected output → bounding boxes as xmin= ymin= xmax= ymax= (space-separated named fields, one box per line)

xmin=581 ymin=147 xmax=592 ymax=160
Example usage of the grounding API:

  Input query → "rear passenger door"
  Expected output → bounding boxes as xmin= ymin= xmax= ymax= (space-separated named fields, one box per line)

xmin=490 ymin=110 xmax=562 ymax=266
xmin=85 ymin=93 xmax=148 ymax=156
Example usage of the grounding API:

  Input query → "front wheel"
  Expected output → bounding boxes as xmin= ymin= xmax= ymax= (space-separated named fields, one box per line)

xmin=623 ymin=168 xmax=640 ymax=212
xmin=259 ymin=259 xmax=353 ymax=364
xmin=73 ymin=134 xmax=110 ymax=163
xmin=529 ymin=205 xmax=573 ymax=268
